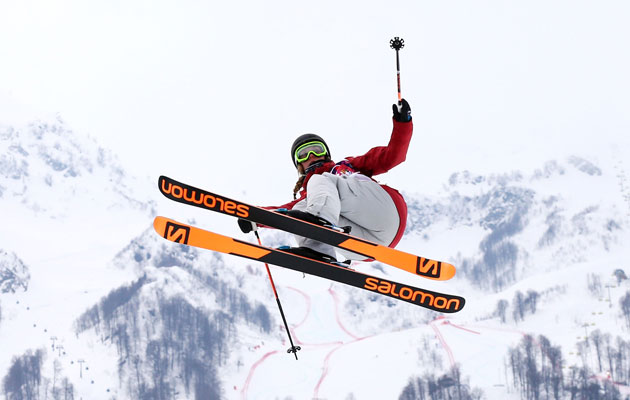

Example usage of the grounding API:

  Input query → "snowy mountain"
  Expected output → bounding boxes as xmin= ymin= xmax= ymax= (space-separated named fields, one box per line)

xmin=0 ymin=116 xmax=154 ymax=217
xmin=1 ymin=115 xmax=630 ymax=399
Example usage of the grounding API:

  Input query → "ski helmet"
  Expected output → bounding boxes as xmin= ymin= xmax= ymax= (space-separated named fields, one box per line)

xmin=290 ymin=133 xmax=331 ymax=168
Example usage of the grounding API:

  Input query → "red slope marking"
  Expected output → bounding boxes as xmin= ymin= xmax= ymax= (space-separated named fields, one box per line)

xmin=442 ymin=320 xmax=481 ymax=335
xmin=312 ymin=337 xmax=372 ymax=398
xmin=328 ymin=287 xmax=363 ymax=340
xmin=430 ymin=318 xmax=456 ymax=368
xmin=591 ymin=374 xmax=630 ymax=394
xmin=312 ymin=286 xmax=373 ymax=398
xmin=286 ymin=286 xmax=311 ymax=329
xmin=240 ymin=350 xmax=279 ymax=400
xmin=313 ymin=344 xmax=344 ymax=398
xmin=286 ymin=285 xmax=344 ymax=347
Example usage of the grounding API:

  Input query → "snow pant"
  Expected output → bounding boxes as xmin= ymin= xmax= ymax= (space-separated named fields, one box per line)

xmin=292 ymin=172 xmax=400 ymax=260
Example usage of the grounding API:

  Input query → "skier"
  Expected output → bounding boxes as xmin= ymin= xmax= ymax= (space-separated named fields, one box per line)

xmin=239 ymin=99 xmax=413 ymax=264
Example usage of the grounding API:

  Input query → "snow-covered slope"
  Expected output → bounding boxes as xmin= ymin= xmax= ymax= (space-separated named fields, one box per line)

xmin=0 ymin=116 xmax=157 ymax=397
xmin=0 ymin=116 xmax=283 ymax=399
xmin=1 ymin=115 xmax=629 ymax=399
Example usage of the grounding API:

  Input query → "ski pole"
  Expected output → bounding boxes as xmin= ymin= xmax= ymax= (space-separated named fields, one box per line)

xmin=390 ymin=36 xmax=405 ymax=107
xmin=253 ymin=229 xmax=301 ymax=360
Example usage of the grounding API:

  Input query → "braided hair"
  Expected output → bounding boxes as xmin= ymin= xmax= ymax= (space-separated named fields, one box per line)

xmin=292 ymin=164 xmax=306 ymax=200
xmin=292 ymin=160 xmax=330 ymax=199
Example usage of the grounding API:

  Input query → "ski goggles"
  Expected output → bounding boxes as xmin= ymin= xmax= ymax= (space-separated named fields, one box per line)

xmin=294 ymin=141 xmax=328 ymax=164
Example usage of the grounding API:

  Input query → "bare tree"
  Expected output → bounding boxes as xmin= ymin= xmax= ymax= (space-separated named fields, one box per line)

xmin=620 ymin=291 xmax=630 ymax=329
xmin=495 ymin=299 xmax=509 ymax=323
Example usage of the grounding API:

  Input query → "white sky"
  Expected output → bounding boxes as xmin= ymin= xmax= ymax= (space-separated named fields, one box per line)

xmin=1 ymin=0 xmax=629 ymax=203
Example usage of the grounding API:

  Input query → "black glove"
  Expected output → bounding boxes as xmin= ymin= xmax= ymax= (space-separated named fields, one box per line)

xmin=237 ymin=219 xmax=256 ymax=234
xmin=392 ymin=98 xmax=411 ymax=122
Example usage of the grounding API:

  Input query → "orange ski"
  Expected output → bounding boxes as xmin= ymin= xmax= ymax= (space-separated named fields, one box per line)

xmin=154 ymin=216 xmax=465 ymax=313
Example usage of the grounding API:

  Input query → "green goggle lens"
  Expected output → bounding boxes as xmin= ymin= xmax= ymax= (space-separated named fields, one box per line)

xmin=294 ymin=141 xmax=328 ymax=164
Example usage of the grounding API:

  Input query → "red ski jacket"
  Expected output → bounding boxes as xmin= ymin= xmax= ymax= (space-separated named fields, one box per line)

xmin=274 ymin=119 xmax=413 ymax=248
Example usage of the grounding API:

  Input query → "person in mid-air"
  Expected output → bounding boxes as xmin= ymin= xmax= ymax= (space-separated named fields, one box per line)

xmin=239 ymin=99 xmax=413 ymax=264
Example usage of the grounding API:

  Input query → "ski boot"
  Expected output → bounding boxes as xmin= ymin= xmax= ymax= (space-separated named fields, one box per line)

xmin=276 ymin=209 xmax=352 ymax=234
xmin=278 ymin=246 xmax=351 ymax=269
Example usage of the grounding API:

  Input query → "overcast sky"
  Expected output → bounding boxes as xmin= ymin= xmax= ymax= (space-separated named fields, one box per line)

xmin=1 ymin=0 xmax=629 ymax=203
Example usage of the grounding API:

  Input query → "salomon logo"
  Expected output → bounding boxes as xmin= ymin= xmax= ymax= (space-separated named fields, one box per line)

xmin=160 ymin=178 xmax=250 ymax=218
xmin=416 ymin=258 xmax=441 ymax=277
xmin=363 ymin=277 xmax=462 ymax=311
xmin=164 ymin=221 xmax=190 ymax=244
